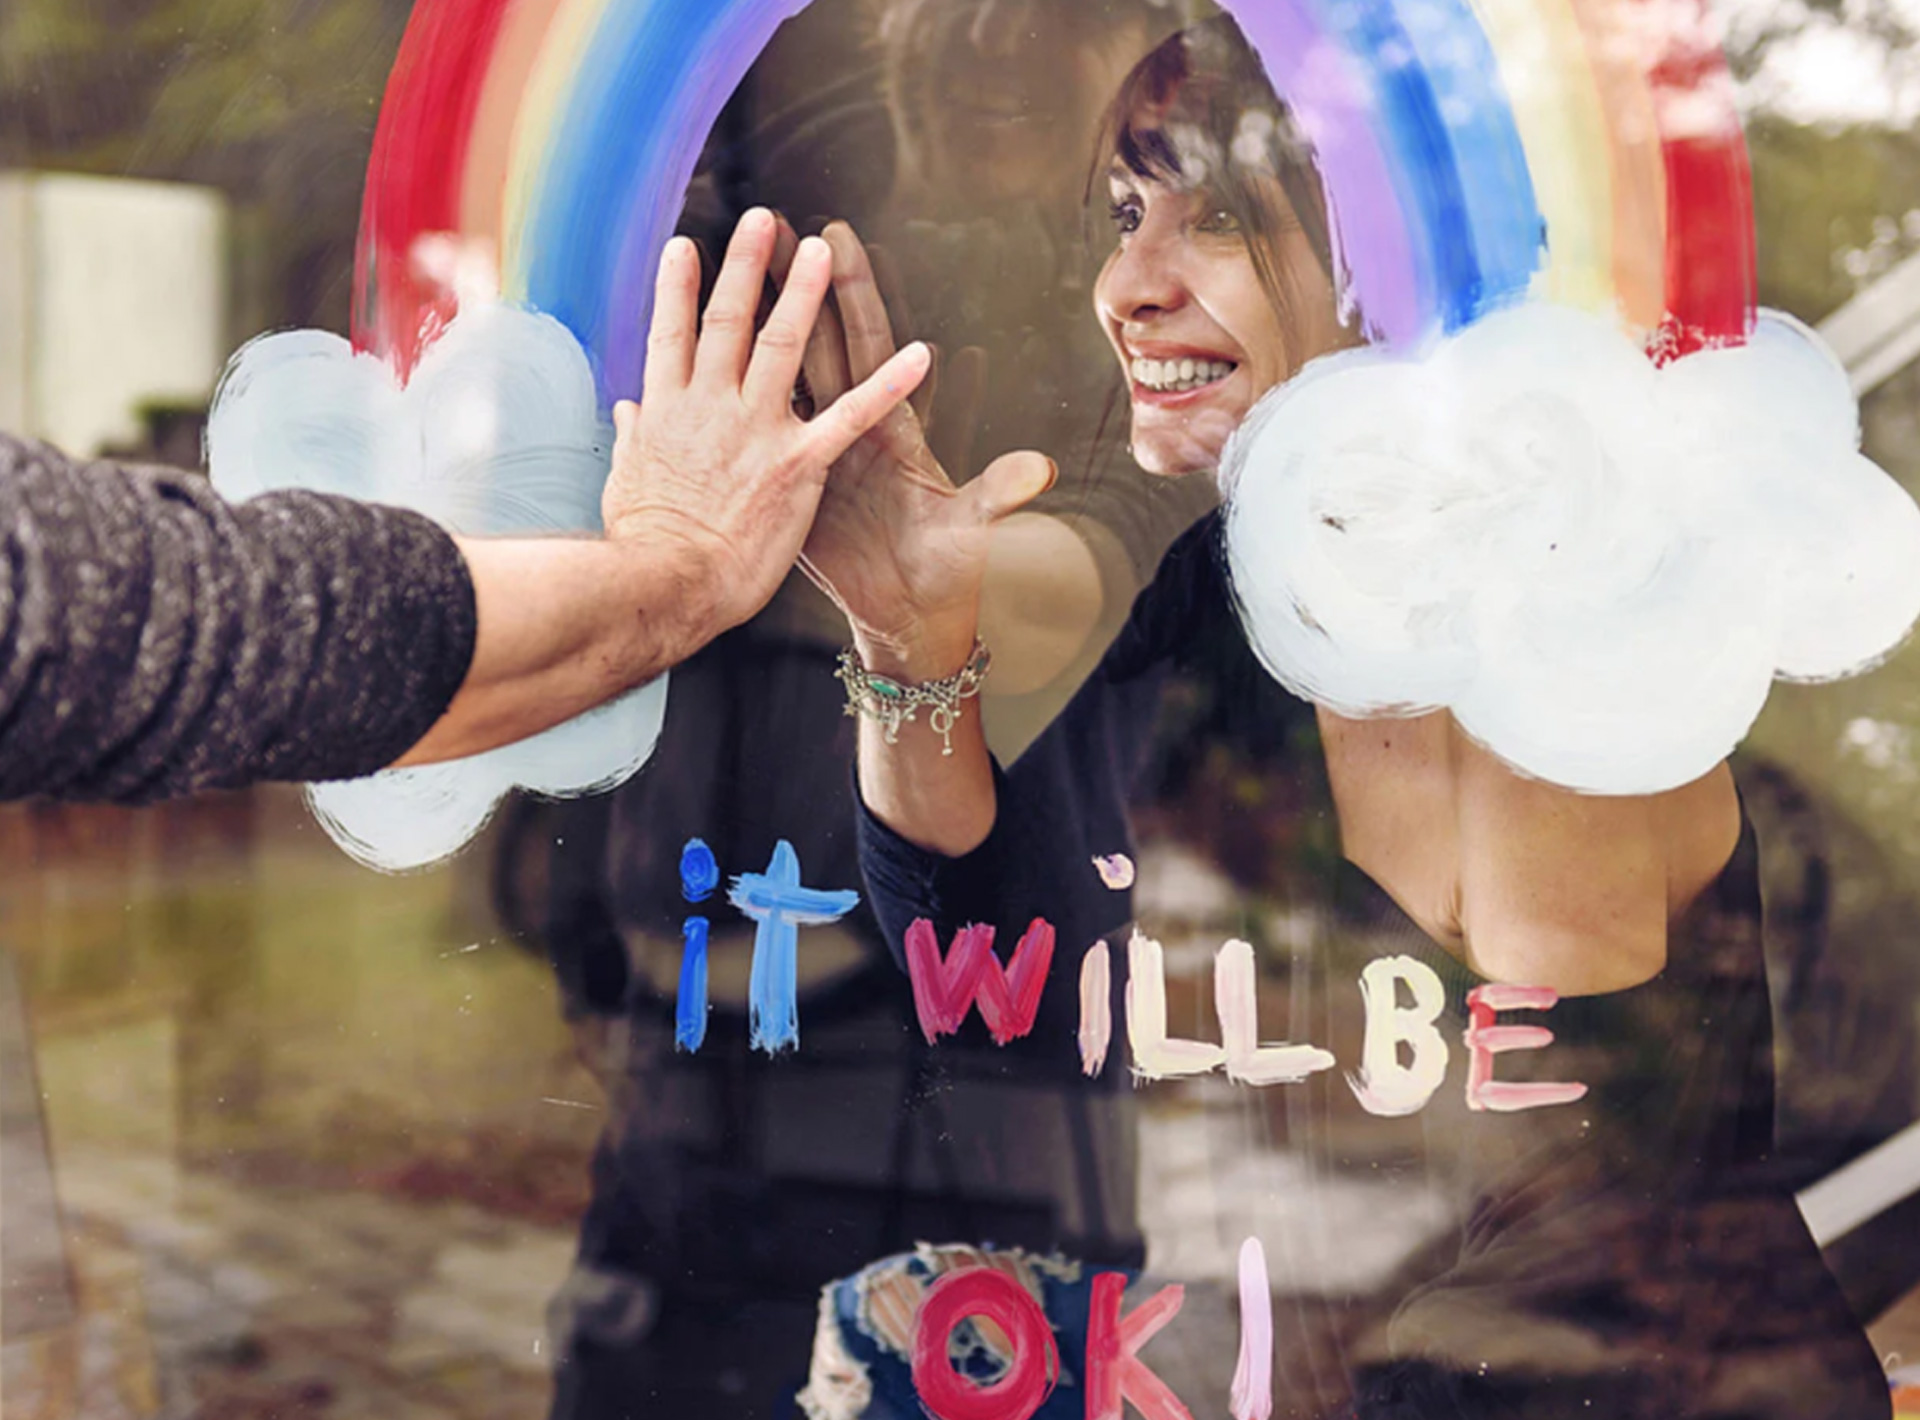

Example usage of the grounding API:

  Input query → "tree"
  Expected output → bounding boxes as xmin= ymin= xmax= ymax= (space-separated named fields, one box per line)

xmin=1 ymin=0 xmax=411 ymax=335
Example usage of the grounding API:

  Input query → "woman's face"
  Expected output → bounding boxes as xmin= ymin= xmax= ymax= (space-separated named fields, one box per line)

xmin=1094 ymin=161 xmax=1344 ymax=476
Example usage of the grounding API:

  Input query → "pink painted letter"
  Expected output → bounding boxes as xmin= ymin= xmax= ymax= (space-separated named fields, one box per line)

xmin=1464 ymin=983 xmax=1589 ymax=1112
xmin=1230 ymin=1238 xmax=1273 ymax=1420
xmin=911 ymin=1267 xmax=1058 ymax=1420
xmin=903 ymin=918 xmax=1055 ymax=1046
xmin=1084 ymin=1271 xmax=1193 ymax=1420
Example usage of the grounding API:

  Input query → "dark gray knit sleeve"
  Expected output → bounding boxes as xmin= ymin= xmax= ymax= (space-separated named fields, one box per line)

xmin=0 ymin=433 xmax=478 ymax=803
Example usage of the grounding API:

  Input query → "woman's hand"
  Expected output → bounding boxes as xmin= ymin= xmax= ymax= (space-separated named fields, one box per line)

xmin=602 ymin=211 xmax=932 ymax=645
xmin=788 ymin=221 xmax=1055 ymax=680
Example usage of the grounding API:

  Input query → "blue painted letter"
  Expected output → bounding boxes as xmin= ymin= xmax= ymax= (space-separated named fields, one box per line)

xmin=676 ymin=839 xmax=718 ymax=1052
xmin=729 ymin=840 xmax=860 ymax=1054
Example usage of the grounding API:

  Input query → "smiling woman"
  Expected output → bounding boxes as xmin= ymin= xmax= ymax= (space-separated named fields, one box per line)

xmin=14 ymin=1 xmax=1920 ymax=1419
xmin=1090 ymin=17 xmax=1352 ymax=476
xmin=794 ymin=13 xmax=1891 ymax=1418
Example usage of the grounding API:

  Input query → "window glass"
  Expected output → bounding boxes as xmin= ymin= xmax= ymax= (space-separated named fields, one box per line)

xmin=5 ymin=2 xmax=1920 ymax=1418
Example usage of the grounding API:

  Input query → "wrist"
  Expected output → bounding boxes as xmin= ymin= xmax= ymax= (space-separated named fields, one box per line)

xmin=610 ymin=518 xmax=733 ymax=674
xmin=839 ymin=637 xmax=991 ymax=759
xmin=850 ymin=617 xmax=979 ymax=684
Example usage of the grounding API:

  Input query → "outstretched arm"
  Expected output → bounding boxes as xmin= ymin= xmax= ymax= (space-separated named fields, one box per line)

xmin=792 ymin=221 xmax=1055 ymax=857
xmin=399 ymin=211 xmax=930 ymax=765
xmin=0 ymin=212 xmax=928 ymax=802
xmin=0 ymin=434 xmax=474 ymax=801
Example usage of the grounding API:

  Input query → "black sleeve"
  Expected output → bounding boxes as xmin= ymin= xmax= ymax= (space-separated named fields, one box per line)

xmin=855 ymin=514 xmax=1228 ymax=965
xmin=0 ymin=433 xmax=478 ymax=803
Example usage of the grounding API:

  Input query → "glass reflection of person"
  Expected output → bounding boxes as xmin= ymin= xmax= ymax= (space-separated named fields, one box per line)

xmin=520 ymin=19 xmax=1180 ymax=1420
xmin=746 ymin=0 xmax=1219 ymax=754
xmin=869 ymin=0 xmax=1188 ymax=739
xmin=798 ymin=18 xmax=1889 ymax=1416
xmin=0 ymin=217 xmax=919 ymax=803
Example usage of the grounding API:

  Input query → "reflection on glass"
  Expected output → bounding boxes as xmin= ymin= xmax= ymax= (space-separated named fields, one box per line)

xmin=6 ymin=2 xmax=1920 ymax=1419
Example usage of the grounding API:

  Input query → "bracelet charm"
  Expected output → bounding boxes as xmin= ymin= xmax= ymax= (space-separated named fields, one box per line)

xmin=836 ymin=641 xmax=991 ymax=756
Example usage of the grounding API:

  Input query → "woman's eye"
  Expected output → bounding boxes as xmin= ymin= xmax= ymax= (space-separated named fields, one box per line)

xmin=1107 ymin=198 xmax=1143 ymax=235
xmin=1195 ymin=207 xmax=1243 ymax=236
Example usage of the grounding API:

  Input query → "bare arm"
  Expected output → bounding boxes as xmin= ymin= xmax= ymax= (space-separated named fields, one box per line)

xmin=1321 ymin=708 xmax=1743 ymax=995
xmin=792 ymin=222 xmax=1054 ymax=856
xmin=976 ymin=512 xmax=1106 ymax=699
xmin=850 ymin=606 xmax=1002 ymax=859
xmin=391 ymin=530 xmax=718 ymax=766
xmin=396 ymin=211 xmax=931 ymax=767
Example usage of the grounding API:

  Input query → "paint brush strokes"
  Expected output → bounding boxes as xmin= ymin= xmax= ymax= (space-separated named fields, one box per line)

xmin=1092 ymin=854 xmax=1136 ymax=891
xmin=357 ymin=0 xmax=1756 ymax=390
xmin=677 ymin=838 xmax=718 ymax=1051
xmin=910 ymin=1269 xmax=1060 ymax=1420
xmin=903 ymin=919 xmax=1055 ymax=1047
xmin=1080 ymin=941 xmax=1113 ymax=1078
xmin=206 ymin=305 xmax=666 ymax=870
xmin=1126 ymin=931 xmax=1227 ymax=1080
xmin=1231 ymin=1238 xmax=1275 ymax=1420
xmin=1086 ymin=1274 xmax=1192 ymax=1420
xmin=1215 ymin=940 xmax=1337 ymax=1086
xmin=729 ymin=840 xmax=860 ymax=1055
xmin=1347 ymin=956 xmax=1450 ymax=1116
xmin=676 ymin=916 xmax=710 ymax=1052
xmin=1222 ymin=305 xmax=1920 ymax=794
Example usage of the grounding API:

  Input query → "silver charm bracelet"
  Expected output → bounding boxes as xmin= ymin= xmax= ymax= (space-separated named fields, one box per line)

xmin=835 ymin=640 xmax=992 ymax=756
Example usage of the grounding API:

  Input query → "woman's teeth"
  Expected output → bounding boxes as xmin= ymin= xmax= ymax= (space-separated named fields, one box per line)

xmin=1131 ymin=357 xmax=1236 ymax=393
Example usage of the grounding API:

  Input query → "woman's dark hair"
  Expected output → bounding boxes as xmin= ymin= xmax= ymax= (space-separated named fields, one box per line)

xmin=1090 ymin=16 xmax=1340 ymax=337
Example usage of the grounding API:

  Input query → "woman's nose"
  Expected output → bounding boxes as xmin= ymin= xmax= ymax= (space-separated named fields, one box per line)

xmin=1096 ymin=227 xmax=1189 ymax=326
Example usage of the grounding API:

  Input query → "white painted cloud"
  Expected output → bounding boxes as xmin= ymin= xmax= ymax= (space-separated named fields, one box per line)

xmin=1220 ymin=303 xmax=1920 ymax=794
xmin=207 ymin=305 xmax=666 ymax=870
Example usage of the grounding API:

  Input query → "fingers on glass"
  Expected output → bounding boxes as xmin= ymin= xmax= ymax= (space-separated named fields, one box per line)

xmin=926 ymin=345 xmax=988 ymax=476
xmin=803 ymin=341 xmax=931 ymax=466
xmin=822 ymin=222 xmax=897 ymax=382
xmin=693 ymin=207 xmax=776 ymax=386
xmin=802 ymin=274 xmax=854 ymax=413
xmin=769 ymin=213 xmax=800 ymax=282
xmin=745 ymin=235 xmax=833 ymax=409
xmin=644 ymin=235 xmax=700 ymax=394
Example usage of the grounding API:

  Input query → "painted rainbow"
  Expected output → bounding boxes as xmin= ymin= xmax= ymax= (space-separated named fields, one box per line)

xmin=351 ymin=0 xmax=1755 ymax=403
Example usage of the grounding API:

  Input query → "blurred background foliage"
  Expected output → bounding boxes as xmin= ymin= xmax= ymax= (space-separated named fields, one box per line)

xmin=1 ymin=0 xmax=409 ymax=334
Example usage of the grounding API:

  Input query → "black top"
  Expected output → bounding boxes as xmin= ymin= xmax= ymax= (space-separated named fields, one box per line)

xmin=858 ymin=512 xmax=1890 ymax=1418
xmin=0 ymin=433 xmax=476 ymax=802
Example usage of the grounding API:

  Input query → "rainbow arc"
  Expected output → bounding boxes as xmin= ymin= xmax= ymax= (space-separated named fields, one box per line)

xmin=351 ymin=0 xmax=1756 ymax=401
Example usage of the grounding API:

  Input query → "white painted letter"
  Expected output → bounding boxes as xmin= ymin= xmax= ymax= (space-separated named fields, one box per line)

xmin=1349 ymin=955 xmax=1450 ymax=1116
xmin=1080 ymin=941 xmax=1112 ymax=1078
xmin=1126 ymin=931 xmax=1226 ymax=1079
xmin=1216 ymin=940 xmax=1336 ymax=1087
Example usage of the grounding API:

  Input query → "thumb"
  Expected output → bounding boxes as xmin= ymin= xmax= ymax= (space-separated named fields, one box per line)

xmin=965 ymin=450 xmax=1057 ymax=526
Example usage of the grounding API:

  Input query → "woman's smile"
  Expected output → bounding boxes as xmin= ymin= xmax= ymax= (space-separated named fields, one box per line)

xmin=1094 ymin=169 xmax=1314 ymax=476
xmin=1125 ymin=346 xmax=1241 ymax=399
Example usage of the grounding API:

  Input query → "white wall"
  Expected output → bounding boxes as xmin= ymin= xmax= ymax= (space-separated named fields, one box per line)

xmin=1820 ymin=247 xmax=1920 ymax=397
xmin=0 ymin=172 xmax=228 ymax=457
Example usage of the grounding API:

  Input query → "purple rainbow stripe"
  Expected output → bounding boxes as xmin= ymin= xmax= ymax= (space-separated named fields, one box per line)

xmin=1231 ymin=0 xmax=1432 ymax=344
